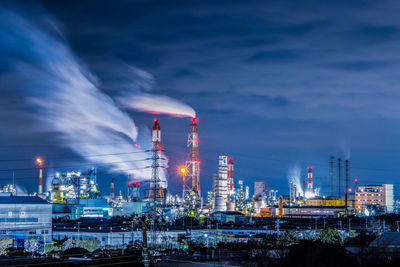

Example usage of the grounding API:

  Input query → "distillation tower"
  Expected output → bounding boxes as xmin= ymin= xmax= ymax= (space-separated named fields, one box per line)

xmin=182 ymin=117 xmax=201 ymax=211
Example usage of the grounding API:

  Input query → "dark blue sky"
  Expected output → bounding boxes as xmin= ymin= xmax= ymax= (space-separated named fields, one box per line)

xmin=1 ymin=0 xmax=400 ymax=197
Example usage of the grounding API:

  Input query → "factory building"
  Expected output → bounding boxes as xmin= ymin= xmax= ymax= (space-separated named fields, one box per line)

xmin=355 ymin=184 xmax=394 ymax=213
xmin=304 ymin=196 xmax=355 ymax=207
xmin=254 ymin=181 xmax=266 ymax=212
xmin=0 ymin=184 xmax=16 ymax=195
xmin=0 ymin=195 xmax=52 ymax=252
xmin=50 ymin=168 xmax=100 ymax=203
xmin=236 ymin=180 xmax=245 ymax=211
xmin=213 ymin=156 xmax=229 ymax=211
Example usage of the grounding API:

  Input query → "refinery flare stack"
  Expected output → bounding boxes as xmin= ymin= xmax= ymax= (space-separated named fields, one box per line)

xmin=182 ymin=117 xmax=201 ymax=212
xmin=149 ymin=118 xmax=164 ymax=203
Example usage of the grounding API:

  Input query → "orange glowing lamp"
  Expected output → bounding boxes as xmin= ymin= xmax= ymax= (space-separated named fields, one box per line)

xmin=179 ymin=167 xmax=187 ymax=175
xmin=348 ymin=188 xmax=352 ymax=193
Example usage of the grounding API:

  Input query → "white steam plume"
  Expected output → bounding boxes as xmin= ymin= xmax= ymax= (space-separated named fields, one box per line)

xmin=118 ymin=93 xmax=196 ymax=118
xmin=0 ymin=7 xmax=167 ymax=187
xmin=115 ymin=67 xmax=196 ymax=118
xmin=287 ymin=164 xmax=304 ymax=197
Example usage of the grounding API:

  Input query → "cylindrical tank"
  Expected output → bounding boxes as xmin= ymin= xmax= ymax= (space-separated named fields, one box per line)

xmin=214 ymin=196 xmax=226 ymax=211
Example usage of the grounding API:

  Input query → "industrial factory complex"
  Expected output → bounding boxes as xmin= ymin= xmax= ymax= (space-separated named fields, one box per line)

xmin=0 ymin=117 xmax=397 ymax=263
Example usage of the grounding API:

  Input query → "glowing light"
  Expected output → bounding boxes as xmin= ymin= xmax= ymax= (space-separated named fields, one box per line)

xmin=305 ymin=191 xmax=315 ymax=199
xmin=192 ymin=117 xmax=198 ymax=123
xmin=348 ymin=188 xmax=352 ymax=193
xmin=180 ymin=167 xmax=187 ymax=174
xmin=354 ymin=178 xmax=358 ymax=183
xmin=36 ymin=158 xmax=43 ymax=167
xmin=153 ymin=118 xmax=158 ymax=122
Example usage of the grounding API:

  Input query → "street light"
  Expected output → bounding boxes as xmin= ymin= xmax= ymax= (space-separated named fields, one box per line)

xmin=35 ymin=158 xmax=43 ymax=196
xmin=180 ymin=166 xmax=187 ymax=201
xmin=204 ymin=233 xmax=208 ymax=247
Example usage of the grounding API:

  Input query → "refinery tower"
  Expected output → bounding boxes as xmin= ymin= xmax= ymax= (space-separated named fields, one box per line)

xmin=149 ymin=119 xmax=164 ymax=203
xmin=182 ymin=117 xmax=201 ymax=211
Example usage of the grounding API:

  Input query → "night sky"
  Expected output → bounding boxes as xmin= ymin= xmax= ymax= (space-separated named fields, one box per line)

xmin=1 ymin=0 xmax=400 ymax=198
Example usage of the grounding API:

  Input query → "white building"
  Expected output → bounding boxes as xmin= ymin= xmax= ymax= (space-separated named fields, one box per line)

xmin=355 ymin=184 xmax=394 ymax=213
xmin=0 ymin=195 xmax=52 ymax=252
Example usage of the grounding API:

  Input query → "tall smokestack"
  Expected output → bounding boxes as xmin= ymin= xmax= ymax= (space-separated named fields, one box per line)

xmin=337 ymin=158 xmax=342 ymax=198
xmin=152 ymin=118 xmax=161 ymax=146
xmin=329 ymin=157 xmax=335 ymax=197
xmin=183 ymin=117 xmax=201 ymax=210
xmin=345 ymin=159 xmax=349 ymax=213
xmin=150 ymin=118 xmax=162 ymax=202
xmin=307 ymin=167 xmax=314 ymax=195
xmin=110 ymin=178 xmax=115 ymax=199
xmin=36 ymin=158 xmax=43 ymax=196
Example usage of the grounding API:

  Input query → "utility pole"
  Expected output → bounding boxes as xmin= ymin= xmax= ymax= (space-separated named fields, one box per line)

xmin=142 ymin=217 xmax=150 ymax=267
xmin=345 ymin=160 xmax=349 ymax=215
xmin=122 ymin=233 xmax=125 ymax=255
xmin=131 ymin=216 xmax=135 ymax=244
xmin=337 ymin=158 xmax=342 ymax=198
xmin=78 ymin=221 xmax=81 ymax=240
xmin=276 ymin=219 xmax=280 ymax=233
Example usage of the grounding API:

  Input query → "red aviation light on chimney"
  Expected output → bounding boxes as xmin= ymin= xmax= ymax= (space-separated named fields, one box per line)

xmin=307 ymin=166 xmax=312 ymax=171
xmin=192 ymin=117 xmax=198 ymax=123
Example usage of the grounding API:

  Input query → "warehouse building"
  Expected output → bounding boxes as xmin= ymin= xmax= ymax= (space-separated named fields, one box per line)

xmin=0 ymin=194 xmax=52 ymax=252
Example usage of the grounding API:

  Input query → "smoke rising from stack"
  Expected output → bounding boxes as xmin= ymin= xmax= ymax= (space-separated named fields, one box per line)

xmin=287 ymin=164 xmax=304 ymax=197
xmin=118 ymin=93 xmax=196 ymax=118
xmin=0 ymin=5 xmax=195 ymax=187
xmin=104 ymin=66 xmax=195 ymax=118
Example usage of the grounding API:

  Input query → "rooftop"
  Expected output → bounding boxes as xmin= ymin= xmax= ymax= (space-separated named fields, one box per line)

xmin=0 ymin=196 xmax=49 ymax=204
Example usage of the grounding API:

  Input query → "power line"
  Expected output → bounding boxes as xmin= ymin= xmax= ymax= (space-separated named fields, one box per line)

xmin=165 ymin=141 xmax=400 ymax=174
xmin=0 ymin=150 xmax=152 ymax=163
xmin=0 ymin=159 xmax=164 ymax=172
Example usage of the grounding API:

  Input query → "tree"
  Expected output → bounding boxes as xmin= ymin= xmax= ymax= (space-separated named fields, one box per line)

xmin=318 ymin=228 xmax=343 ymax=244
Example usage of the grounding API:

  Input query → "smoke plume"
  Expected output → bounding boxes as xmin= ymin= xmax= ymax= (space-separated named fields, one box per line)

xmin=118 ymin=93 xmax=196 ymax=118
xmin=287 ymin=164 xmax=304 ymax=197
xmin=114 ymin=67 xmax=196 ymax=118
xmin=0 ymin=5 xmax=175 ymax=188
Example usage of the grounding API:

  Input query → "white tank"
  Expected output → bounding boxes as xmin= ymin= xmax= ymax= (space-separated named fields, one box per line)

xmin=214 ymin=196 xmax=227 ymax=211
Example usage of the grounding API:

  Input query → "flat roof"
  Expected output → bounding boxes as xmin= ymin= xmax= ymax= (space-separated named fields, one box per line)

xmin=0 ymin=196 xmax=49 ymax=204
